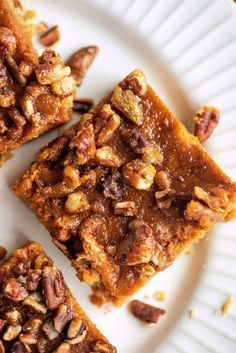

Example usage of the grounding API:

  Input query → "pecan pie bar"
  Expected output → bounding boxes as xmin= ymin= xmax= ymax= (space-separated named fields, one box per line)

xmin=0 ymin=242 xmax=116 ymax=352
xmin=0 ymin=0 xmax=75 ymax=154
xmin=13 ymin=69 xmax=236 ymax=305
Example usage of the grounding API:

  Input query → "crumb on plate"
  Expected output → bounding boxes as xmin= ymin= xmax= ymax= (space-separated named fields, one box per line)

xmin=215 ymin=297 xmax=234 ymax=316
xmin=154 ymin=291 xmax=166 ymax=301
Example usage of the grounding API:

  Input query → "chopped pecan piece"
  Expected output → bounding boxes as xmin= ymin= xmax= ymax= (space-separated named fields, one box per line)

xmin=67 ymin=46 xmax=99 ymax=85
xmin=125 ymin=219 xmax=155 ymax=266
xmin=35 ymin=63 xmax=71 ymax=85
xmin=194 ymin=106 xmax=220 ymax=143
xmin=42 ymin=266 xmax=65 ymax=309
xmin=91 ymin=199 xmax=106 ymax=215
xmin=54 ymin=304 xmax=72 ymax=333
xmin=130 ymin=300 xmax=166 ymax=324
xmin=26 ymin=269 xmax=41 ymax=291
xmin=95 ymin=146 xmax=120 ymax=167
xmin=10 ymin=342 xmax=30 ymax=353
xmin=73 ymin=97 xmax=94 ymax=113
xmin=5 ymin=309 xmax=21 ymax=324
xmin=39 ymin=25 xmax=60 ymax=47
xmin=65 ymin=191 xmax=90 ymax=214
xmin=96 ymin=104 xmax=121 ymax=145
xmin=20 ymin=318 xmax=42 ymax=344
xmin=63 ymin=165 xmax=81 ymax=188
xmin=78 ymin=217 xmax=119 ymax=290
xmin=155 ymin=189 xmax=173 ymax=209
xmin=5 ymin=53 xmax=26 ymax=85
xmin=194 ymin=186 xmax=229 ymax=212
xmin=102 ymin=170 xmax=125 ymax=200
xmin=141 ymin=141 xmax=164 ymax=165
xmin=0 ymin=27 xmax=17 ymax=53
xmin=111 ymin=86 xmax=143 ymax=126
xmin=121 ymin=129 xmax=147 ymax=151
xmin=23 ymin=292 xmax=47 ymax=314
xmin=185 ymin=200 xmax=223 ymax=227
xmin=3 ymin=324 xmax=22 ymax=341
xmin=73 ymin=253 xmax=100 ymax=285
xmin=114 ymin=201 xmax=137 ymax=216
xmin=81 ymin=170 xmax=96 ymax=189
xmin=42 ymin=320 xmax=59 ymax=340
xmin=122 ymin=69 xmax=147 ymax=96
xmin=155 ymin=171 xmax=171 ymax=190
xmin=123 ymin=159 xmax=156 ymax=190
xmin=3 ymin=278 xmax=28 ymax=302
xmin=66 ymin=318 xmax=87 ymax=345
xmin=69 ymin=124 xmax=96 ymax=164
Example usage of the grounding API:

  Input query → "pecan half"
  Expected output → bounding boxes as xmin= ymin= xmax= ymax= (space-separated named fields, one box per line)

xmin=194 ymin=106 xmax=220 ymax=143
xmin=39 ymin=25 xmax=60 ymax=47
xmin=130 ymin=300 xmax=166 ymax=324
xmin=42 ymin=267 xmax=65 ymax=309
xmin=67 ymin=46 xmax=99 ymax=85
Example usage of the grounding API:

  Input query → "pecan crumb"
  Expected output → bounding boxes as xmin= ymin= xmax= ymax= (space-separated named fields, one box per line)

xmin=194 ymin=106 xmax=220 ymax=143
xmin=154 ymin=291 xmax=166 ymax=301
xmin=189 ymin=308 xmax=197 ymax=319
xmin=130 ymin=300 xmax=166 ymax=324
xmin=67 ymin=46 xmax=99 ymax=86
xmin=73 ymin=98 xmax=94 ymax=113
xmin=214 ymin=297 xmax=234 ymax=316
xmin=39 ymin=25 xmax=60 ymax=47
xmin=0 ymin=246 xmax=7 ymax=260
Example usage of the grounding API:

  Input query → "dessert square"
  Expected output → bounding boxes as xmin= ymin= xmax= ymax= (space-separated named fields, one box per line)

xmin=13 ymin=69 xmax=236 ymax=305
xmin=0 ymin=0 xmax=75 ymax=154
xmin=0 ymin=242 xmax=116 ymax=352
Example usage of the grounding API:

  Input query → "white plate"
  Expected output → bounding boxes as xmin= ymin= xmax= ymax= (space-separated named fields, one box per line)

xmin=1 ymin=0 xmax=236 ymax=352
